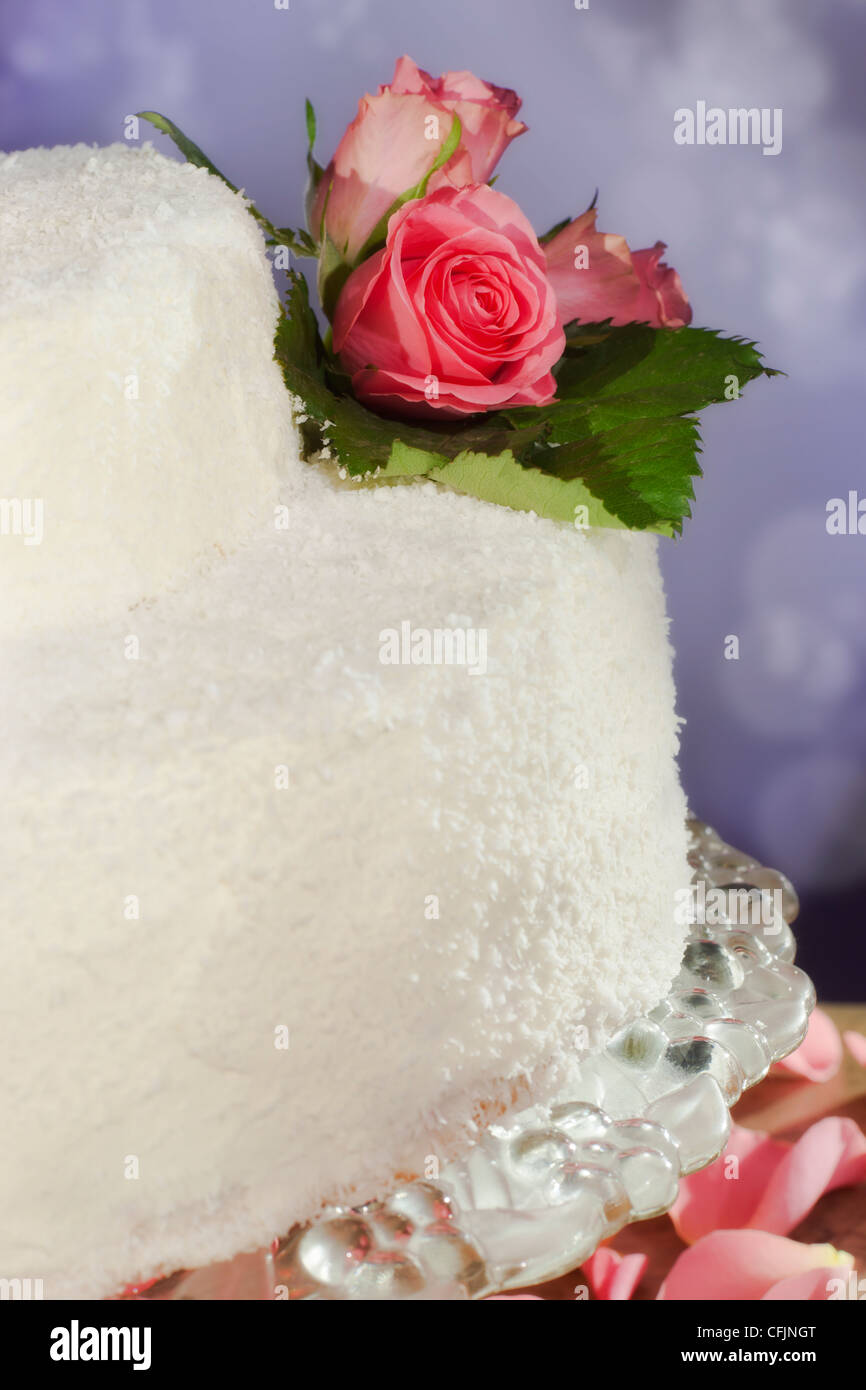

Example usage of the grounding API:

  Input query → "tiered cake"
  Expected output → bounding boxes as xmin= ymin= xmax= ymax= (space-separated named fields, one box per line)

xmin=0 ymin=144 xmax=689 ymax=1298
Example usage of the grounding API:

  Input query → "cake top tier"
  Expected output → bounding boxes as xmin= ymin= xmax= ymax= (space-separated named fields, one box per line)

xmin=0 ymin=143 xmax=291 ymax=633
xmin=1 ymin=142 xmax=265 ymax=301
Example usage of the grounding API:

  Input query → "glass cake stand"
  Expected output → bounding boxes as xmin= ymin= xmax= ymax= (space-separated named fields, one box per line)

xmin=123 ymin=816 xmax=812 ymax=1301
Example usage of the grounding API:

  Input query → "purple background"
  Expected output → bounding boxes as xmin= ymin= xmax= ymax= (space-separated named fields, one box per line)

xmin=3 ymin=0 xmax=865 ymax=998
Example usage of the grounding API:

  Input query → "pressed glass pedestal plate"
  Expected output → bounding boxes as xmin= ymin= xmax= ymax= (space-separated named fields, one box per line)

xmin=122 ymin=816 xmax=812 ymax=1301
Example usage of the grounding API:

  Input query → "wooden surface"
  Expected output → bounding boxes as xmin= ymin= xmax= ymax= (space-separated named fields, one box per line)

xmin=517 ymin=1004 xmax=866 ymax=1300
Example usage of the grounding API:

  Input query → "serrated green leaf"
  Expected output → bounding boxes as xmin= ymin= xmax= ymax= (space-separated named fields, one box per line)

xmin=276 ymin=312 xmax=774 ymax=534
xmin=137 ymin=110 xmax=240 ymax=187
xmin=275 ymin=226 xmax=317 ymax=257
xmin=268 ymin=351 xmax=634 ymax=530
xmin=498 ymin=323 xmax=777 ymax=531
xmin=418 ymin=449 xmax=626 ymax=528
xmin=554 ymin=322 xmax=776 ymax=407
xmin=534 ymin=415 xmax=700 ymax=532
xmin=274 ymin=270 xmax=322 ymax=378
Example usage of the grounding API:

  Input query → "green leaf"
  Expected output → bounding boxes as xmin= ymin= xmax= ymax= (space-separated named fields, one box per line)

xmin=273 ymin=226 xmax=317 ymax=257
xmin=274 ymin=270 xmax=322 ymax=378
xmin=533 ymin=415 xmax=698 ymax=532
xmin=137 ymin=110 xmax=241 ymax=187
xmin=538 ymin=214 xmax=571 ymax=244
xmin=554 ymin=322 xmax=778 ymax=411
xmin=275 ymin=316 xmax=775 ymax=534
xmin=137 ymin=110 xmax=314 ymax=258
xmin=317 ymin=232 xmax=353 ymax=321
xmin=303 ymin=98 xmax=325 ymax=237
xmin=269 ymin=340 xmax=628 ymax=528
xmin=415 ymin=448 xmax=626 ymax=528
xmin=499 ymin=324 xmax=777 ymax=532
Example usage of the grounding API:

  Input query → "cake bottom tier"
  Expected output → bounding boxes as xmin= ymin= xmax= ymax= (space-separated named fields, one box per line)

xmin=0 ymin=460 xmax=689 ymax=1298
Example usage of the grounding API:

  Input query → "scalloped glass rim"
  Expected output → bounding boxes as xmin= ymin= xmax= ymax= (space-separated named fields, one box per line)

xmin=122 ymin=817 xmax=813 ymax=1301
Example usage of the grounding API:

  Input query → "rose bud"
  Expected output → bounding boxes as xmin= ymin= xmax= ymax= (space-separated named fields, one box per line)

xmin=309 ymin=56 xmax=526 ymax=269
xmin=544 ymin=206 xmax=691 ymax=328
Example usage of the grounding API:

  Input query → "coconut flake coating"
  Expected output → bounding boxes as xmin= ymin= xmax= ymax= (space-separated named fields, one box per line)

xmin=0 ymin=142 xmax=689 ymax=1299
xmin=0 ymin=142 xmax=290 ymax=630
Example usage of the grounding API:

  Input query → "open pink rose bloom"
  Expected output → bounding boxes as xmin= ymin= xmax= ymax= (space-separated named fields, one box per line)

xmin=334 ymin=184 xmax=565 ymax=417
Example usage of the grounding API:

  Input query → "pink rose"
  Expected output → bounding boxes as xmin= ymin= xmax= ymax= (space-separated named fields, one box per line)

xmin=333 ymin=183 xmax=565 ymax=419
xmin=630 ymin=243 xmax=692 ymax=328
xmin=309 ymin=55 xmax=526 ymax=265
xmin=544 ymin=206 xmax=692 ymax=329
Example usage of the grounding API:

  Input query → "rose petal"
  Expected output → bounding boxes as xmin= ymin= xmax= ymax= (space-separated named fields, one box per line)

xmin=747 ymin=1117 xmax=866 ymax=1236
xmin=313 ymin=57 xmax=526 ymax=258
xmin=772 ymin=1007 xmax=843 ymax=1082
xmin=311 ymin=91 xmax=445 ymax=261
xmin=544 ymin=208 xmax=640 ymax=326
xmin=762 ymin=1266 xmax=853 ymax=1300
xmin=671 ymin=1116 xmax=866 ymax=1243
xmin=583 ymin=1247 xmax=647 ymax=1300
xmin=335 ymin=183 xmax=564 ymax=418
xmin=670 ymin=1123 xmax=789 ymax=1243
xmin=388 ymin=56 xmax=527 ymax=187
xmin=658 ymin=1231 xmax=851 ymax=1301
xmin=630 ymin=242 xmax=692 ymax=328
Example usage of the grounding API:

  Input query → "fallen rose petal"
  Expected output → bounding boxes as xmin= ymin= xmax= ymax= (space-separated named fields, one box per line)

xmin=747 ymin=1117 xmax=866 ymax=1236
xmin=658 ymin=1230 xmax=853 ymax=1301
xmin=583 ymin=1246 xmax=647 ymax=1300
xmin=670 ymin=1123 xmax=788 ymax=1243
xmin=671 ymin=1117 xmax=866 ymax=1243
xmin=772 ymin=1007 xmax=843 ymax=1082
xmin=762 ymin=1265 xmax=853 ymax=1300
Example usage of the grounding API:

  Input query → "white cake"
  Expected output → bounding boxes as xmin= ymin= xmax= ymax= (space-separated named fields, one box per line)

xmin=0 ymin=144 xmax=689 ymax=1299
xmin=0 ymin=142 xmax=289 ymax=632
